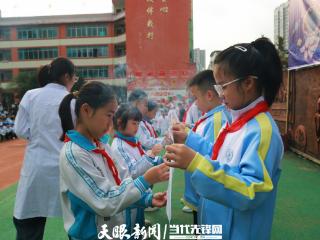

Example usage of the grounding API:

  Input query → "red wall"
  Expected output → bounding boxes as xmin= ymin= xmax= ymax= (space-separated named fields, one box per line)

xmin=125 ymin=0 xmax=195 ymax=94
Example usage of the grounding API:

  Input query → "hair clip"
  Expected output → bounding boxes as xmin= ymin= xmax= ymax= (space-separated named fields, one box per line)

xmin=234 ymin=46 xmax=247 ymax=52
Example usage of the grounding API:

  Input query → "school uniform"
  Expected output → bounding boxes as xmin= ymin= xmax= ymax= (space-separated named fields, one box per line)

xmin=60 ymin=130 xmax=153 ymax=240
xmin=167 ymin=108 xmax=180 ymax=126
xmin=13 ymin=83 xmax=70 ymax=239
xmin=136 ymin=120 xmax=163 ymax=150
xmin=158 ymin=115 xmax=170 ymax=136
xmin=185 ymin=102 xmax=201 ymax=126
xmin=182 ymin=105 xmax=230 ymax=212
xmin=153 ymin=111 xmax=162 ymax=135
xmin=186 ymin=97 xmax=284 ymax=240
xmin=111 ymin=131 xmax=162 ymax=236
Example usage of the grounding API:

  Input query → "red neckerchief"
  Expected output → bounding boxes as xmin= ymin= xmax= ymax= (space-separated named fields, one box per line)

xmin=192 ymin=115 xmax=210 ymax=132
xmin=182 ymin=104 xmax=192 ymax=123
xmin=114 ymin=134 xmax=145 ymax=156
xmin=64 ymin=135 xmax=121 ymax=185
xmin=143 ymin=120 xmax=158 ymax=138
xmin=211 ymin=101 xmax=269 ymax=160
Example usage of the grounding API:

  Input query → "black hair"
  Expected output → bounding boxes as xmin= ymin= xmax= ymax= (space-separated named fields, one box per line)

xmin=113 ymin=103 xmax=142 ymax=131
xmin=46 ymin=57 xmax=75 ymax=86
xmin=128 ymin=89 xmax=148 ymax=103
xmin=187 ymin=70 xmax=216 ymax=93
xmin=58 ymin=81 xmax=116 ymax=141
xmin=147 ymin=100 xmax=158 ymax=112
xmin=37 ymin=65 xmax=51 ymax=87
xmin=214 ymin=37 xmax=282 ymax=106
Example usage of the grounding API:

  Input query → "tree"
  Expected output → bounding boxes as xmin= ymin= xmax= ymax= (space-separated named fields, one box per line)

xmin=276 ymin=36 xmax=288 ymax=68
xmin=14 ymin=71 xmax=39 ymax=98
xmin=71 ymin=77 xmax=86 ymax=92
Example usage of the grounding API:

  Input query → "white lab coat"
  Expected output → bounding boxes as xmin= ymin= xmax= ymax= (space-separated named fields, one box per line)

xmin=14 ymin=83 xmax=69 ymax=219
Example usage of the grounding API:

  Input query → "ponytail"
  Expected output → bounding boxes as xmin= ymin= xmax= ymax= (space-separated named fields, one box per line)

xmin=59 ymin=93 xmax=76 ymax=141
xmin=37 ymin=64 xmax=51 ymax=87
xmin=251 ymin=37 xmax=283 ymax=106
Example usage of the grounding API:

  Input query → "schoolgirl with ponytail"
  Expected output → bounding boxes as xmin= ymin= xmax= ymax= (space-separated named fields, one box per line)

xmin=164 ymin=37 xmax=284 ymax=240
xmin=58 ymin=81 xmax=169 ymax=240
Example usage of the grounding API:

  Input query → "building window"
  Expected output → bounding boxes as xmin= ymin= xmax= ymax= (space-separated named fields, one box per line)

xmin=0 ymin=28 xmax=10 ymax=41
xmin=18 ymin=48 xmax=58 ymax=60
xmin=17 ymin=27 xmax=58 ymax=40
xmin=77 ymin=66 xmax=108 ymax=79
xmin=20 ymin=69 xmax=37 ymax=74
xmin=114 ymin=64 xmax=126 ymax=78
xmin=67 ymin=25 xmax=107 ymax=38
xmin=67 ymin=46 xmax=108 ymax=58
xmin=0 ymin=50 xmax=11 ymax=61
xmin=114 ymin=43 xmax=126 ymax=57
xmin=0 ymin=70 xmax=13 ymax=82
xmin=114 ymin=20 xmax=125 ymax=36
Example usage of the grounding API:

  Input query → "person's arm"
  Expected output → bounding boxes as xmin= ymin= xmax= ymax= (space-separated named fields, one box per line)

xmin=14 ymin=94 xmax=31 ymax=140
xmin=112 ymin=142 xmax=155 ymax=179
xmin=185 ymin=121 xmax=214 ymax=156
xmin=130 ymin=192 xmax=153 ymax=208
xmin=136 ymin=123 xmax=163 ymax=150
xmin=185 ymin=111 xmax=226 ymax=155
xmin=60 ymin=142 xmax=151 ymax=217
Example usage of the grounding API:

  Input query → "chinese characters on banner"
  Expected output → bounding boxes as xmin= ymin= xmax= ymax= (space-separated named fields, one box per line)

xmin=146 ymin=0 xmax=169 ymax=40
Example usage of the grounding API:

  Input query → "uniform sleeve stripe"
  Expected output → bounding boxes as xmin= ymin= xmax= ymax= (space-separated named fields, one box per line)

xmin=213 ymin=111 xmax=222 ymax=142
xmin=134 ymin=176 xmax=150 ymax=194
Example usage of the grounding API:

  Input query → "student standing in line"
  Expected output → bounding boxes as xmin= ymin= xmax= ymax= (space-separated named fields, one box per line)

xmin=175 ymin=70 xmax=230 ymax=222
xmin=111 ymin=103 xmax=165 ymax=236
xmin=59 ymin=82 xmax=169 ymax=240
xmin=165 ymin=37 xmax=284 ymax=240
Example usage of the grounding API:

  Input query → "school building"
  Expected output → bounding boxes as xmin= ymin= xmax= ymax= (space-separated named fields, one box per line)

xmin=0 ymin=0 xmax=195 ymax=99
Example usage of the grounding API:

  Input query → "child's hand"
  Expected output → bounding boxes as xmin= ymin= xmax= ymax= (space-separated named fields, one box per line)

xmin=173 ymin=122 xmax=186 ymax=130
xmin=164 ymin=144 xmax=196 ymax=169
xmin=172 ymin=123 xmax=188 ymax=143
xmin=144 ymin=163 xmax=170 ymax=185
xmin=152 ymin=144 xmax=163 ymax=156
xmin=151 ymin=192 xmax=167 ymax=208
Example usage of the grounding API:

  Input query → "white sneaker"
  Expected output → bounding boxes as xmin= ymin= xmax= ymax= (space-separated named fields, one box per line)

xmin=145 ymin=206 xmax=159 ymax=212
xmin=182 ymin=206 xmax=193 ymax=213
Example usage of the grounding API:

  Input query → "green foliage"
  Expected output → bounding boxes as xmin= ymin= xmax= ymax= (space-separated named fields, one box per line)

xmin=276 ymin=36 xmax=288 ymax=68
xmin=71 ymin=77 xmax=86 ymax=92
xmin=14 ymin=71 xmax=39 ymax=98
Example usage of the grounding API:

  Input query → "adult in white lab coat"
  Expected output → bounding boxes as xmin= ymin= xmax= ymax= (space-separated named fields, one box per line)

xmin=13 ymin=58 xmax=76 ymax=240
